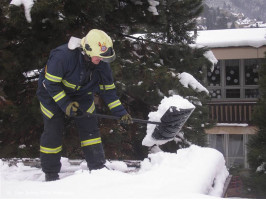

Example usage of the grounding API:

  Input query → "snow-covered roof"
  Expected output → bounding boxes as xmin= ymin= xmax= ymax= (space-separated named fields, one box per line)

xmin=195 ymin=28 xmax=266 ymax=48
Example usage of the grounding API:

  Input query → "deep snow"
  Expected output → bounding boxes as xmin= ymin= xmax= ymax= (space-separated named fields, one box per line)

xmin=1 ymin=95 xmax=229 ymax=199
xmin=0 ymin=145 xmax=229 ymax=199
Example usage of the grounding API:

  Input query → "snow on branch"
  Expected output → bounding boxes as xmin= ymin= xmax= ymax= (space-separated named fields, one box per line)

xmin=10 ymin=0 xmax=34 ymax=23
xmin=190 ymin=44 xmax=218 ymax=72
xmin=178 ymin=72 xmax=209 ymax=94
xmin=147 ymin=0 xmax=159 ymax=15
xmin=203 ymin=50 xmax=218 ymax=72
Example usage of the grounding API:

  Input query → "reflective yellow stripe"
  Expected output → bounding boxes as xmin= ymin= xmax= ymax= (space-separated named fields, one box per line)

xmin=87 ymin=102 xmax=95 ymax=113
xmin=53 ymin=91 xmax=66 ymax=102
xmin=45 ymin=72 xmax=62 ymax=83
xmin=62 ymin=80 xmax=80 ymax=90
xmin=40 ymin=103 xmax=54 ymax=119
xmin=81 ymin=137 xmax=101 ymax=147
xmin=40 ymin=145 xmax=62 ymax=154
xmin=108 ymin=100 xmax=121 ymax=110
xmin=99 ymin=83 xmax=115 ymax=90
xmin=62 ymin=79 xmax=76 ymax=89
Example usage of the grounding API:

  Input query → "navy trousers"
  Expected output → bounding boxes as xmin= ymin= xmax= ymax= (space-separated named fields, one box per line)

xmin=40 ymin=111 xmax=106 ymax=174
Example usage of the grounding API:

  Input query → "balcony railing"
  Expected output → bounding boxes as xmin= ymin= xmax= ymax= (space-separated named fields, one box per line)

xmin=208 ymin=101 xmax=257 ymax=124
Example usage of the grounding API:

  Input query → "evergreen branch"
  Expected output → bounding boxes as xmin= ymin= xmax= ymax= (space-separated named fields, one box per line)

xmin=119 ymin=33 xmax=170 ymax=46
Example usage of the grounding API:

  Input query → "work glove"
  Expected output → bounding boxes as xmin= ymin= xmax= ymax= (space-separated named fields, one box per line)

xmin=120 ymin=113 xmax=133 ymax=124
xmin=66 ymin=102 xmax=83 ymax=117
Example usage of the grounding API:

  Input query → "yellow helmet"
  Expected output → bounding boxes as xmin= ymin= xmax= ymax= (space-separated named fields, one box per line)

xmin=80 ymin=29 xmax=116 ymax=63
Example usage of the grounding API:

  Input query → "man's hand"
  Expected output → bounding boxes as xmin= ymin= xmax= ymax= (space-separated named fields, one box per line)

xmin=120 ymin=113 xmax=133 ymax=124
xmin=66 ymin=102 xmax=83 ymax=117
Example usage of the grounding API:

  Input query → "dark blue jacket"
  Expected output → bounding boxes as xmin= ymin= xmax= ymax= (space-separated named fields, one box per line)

xmin=36 ymin=44 xmax=127 ymax=119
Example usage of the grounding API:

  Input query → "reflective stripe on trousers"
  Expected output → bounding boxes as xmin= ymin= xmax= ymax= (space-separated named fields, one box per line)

xmin=81 ymin=137 xmax=101 ymax=147
xmin=40 ymin=145 xmax=62 ymax=154
xmin=40 ymin=111 xmax=105 ymax=173
xmin=40 ymin=112 xmax=64 ymax=174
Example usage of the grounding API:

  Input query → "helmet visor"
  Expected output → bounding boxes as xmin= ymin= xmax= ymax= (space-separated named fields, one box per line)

xmin=100 ymin=47 xmax=116 ymax=63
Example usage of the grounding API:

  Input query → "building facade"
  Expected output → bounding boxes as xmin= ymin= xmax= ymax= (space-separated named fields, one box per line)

xmin=196 ymin=28 xmax=266 ymax=169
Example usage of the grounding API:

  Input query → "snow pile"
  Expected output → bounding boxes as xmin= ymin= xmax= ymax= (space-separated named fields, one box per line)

xmin=147 ymin=0 xmax=160 ymax=15
xmin=141 ymin=145 xmax=229 ymax=197
xmin=10 ymin=0 xmax=34 ymax=23
xmin=195 ymin=28 xmax=266 ymax=48
xmin=203 ymin=50 xmax=218 ymax=71
xmin=256 ymin=162 xmax=266 ymax=173
xmin=216 ymin=123 xmax=249 ymax=127
xmin=0 ymin=145 xmax=229 ymax=198
xmin=190 ymin=44 xmax=218 ymax=71
xmin=142 ymin=95 xmax=195 ymax=147
xmin=23 ymin=69 xmax=39 ymax=78
xmin=68 ymin=36 xmax=81 ymax=50
xmin=178 ymin=72 xmax=209 ymax=94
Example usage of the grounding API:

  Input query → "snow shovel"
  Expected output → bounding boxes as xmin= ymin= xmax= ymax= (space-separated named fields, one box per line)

xmin=88 ymin=106 xmax=194 ymax=140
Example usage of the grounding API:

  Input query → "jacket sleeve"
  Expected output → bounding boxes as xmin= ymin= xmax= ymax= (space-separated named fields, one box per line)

xmin=97 ymin=63 xmax=127 ymax=117
xmin=43 ymin=50 xmax=72 ymax=113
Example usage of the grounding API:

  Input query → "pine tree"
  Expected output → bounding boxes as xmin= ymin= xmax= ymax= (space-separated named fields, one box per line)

xmin=245 ymin=56 xmax=266 ymax=198
xmin=1 ymin=0 xmax=211 ymax=159
xmin=0 ymin=0 xmax=70 ymax=157
xmin=248 ymin=57 xmax=266 ymax=172
xmin=108 ymin=0 xmax=211 ymax=153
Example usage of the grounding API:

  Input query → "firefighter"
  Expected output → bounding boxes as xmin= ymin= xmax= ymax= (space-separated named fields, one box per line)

xmin=36 ymin=29 xmax=132 ymax=181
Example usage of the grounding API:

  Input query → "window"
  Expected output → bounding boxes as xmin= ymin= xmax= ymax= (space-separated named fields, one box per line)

xmin=225 ymin=60 xmax=240 ymax=86
xmin=228 ymin=135 xmax=244 ymax=167
xmin=208 ymin=134 xmax=225 ymax=154
xmin=208 ymin=134 xmax=249 ymax=168
xmin=226 ymin=89 xmax=240 ymax=98
xmin=207 ymin=59 xmax=260 ymax=100
xmin=208 ymin=61 xmax=222 ymax=99
xmin=245 ymin=89 xmax=259 ymax=98
xmin=244 ymin=59 xmax=259 ymax=85
xmin=244 ymin=59 xmax=260 ymax=98
xmin=225 ymin=60 xmax=241 ymax=98
xmin=208 ymin=61 xmax=221 ymax=87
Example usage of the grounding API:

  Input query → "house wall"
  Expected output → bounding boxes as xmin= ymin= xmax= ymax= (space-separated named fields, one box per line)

xmin=210 ymin=46 xmax=266 ymax=60
xmin=205 ymin=46 xmax=266 ymax=169
xmin=205 ymin=126 xmax=257 ymax=135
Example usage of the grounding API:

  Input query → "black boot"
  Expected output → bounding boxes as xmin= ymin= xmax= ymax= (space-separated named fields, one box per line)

xmin=89 ymin=163 xmax=106 ymax=171
xmin=45 ymin=173 xmax=59 ymax=181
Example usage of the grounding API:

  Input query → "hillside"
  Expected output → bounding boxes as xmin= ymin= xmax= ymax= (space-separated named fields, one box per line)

xmin=204 ymin=0 xmax=266 ymax=21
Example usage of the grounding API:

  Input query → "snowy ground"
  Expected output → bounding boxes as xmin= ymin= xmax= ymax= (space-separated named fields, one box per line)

xmin=1 ymin=95 xmax=230 ymax=199
xmin=0 ymin=145 xmax=229 ymax=199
